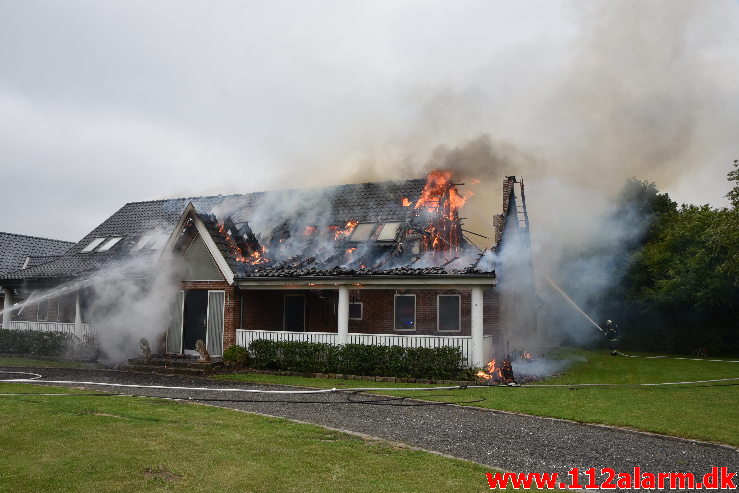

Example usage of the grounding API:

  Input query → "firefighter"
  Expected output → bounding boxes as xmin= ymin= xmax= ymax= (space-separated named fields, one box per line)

xmin=605 ymin=319 xmax=620 ymax=355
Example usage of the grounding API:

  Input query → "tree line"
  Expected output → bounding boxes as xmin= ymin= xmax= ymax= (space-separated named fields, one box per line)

xmin=600 ymin=161 xmax=738 ymax=355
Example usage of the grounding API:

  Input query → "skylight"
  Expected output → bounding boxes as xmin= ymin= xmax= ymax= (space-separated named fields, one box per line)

xmin=377 ymin=222 xmax=401 ymax=241
xmin=349 ymin=223 xmax=376 ymax=242
xmin=80 ymin=238 xmax=106 ymax=253
xmin=131 ymin=233 xmax=169 ymax=252
xmin=131 ymin=235 xmax=155 ymax=252
xmin=97 ymin=237 xmax=122 ymax=252
xmin=150 ymin=234 xmax=169 ymax=250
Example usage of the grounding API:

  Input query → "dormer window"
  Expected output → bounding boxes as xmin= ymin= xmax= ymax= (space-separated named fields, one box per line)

xmin=80 ymin=238 xmax=107 ymax=253
xmin=97 ymin=237 xmax=123 ymax=252
xmin=349 ymin=223 xmax=376 ymax=242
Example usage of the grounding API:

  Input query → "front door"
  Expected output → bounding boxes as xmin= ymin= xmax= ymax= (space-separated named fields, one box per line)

xmin=183 ymin=290 xmax=208 ymax=352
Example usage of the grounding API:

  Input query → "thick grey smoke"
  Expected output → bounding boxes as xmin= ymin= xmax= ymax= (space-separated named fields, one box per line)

xmin=257 ymin=1 xmax=738 ymax=351
xmin=268 ymin=0 xmax=737 ymax=235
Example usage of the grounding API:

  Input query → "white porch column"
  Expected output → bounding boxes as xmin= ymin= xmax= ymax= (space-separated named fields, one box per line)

xmin=470 ymin=286 xmax=484 ymax=368
xmin=337 ymin=286 xmax=349 ymax=345
xmin=74 ymin=290 xmax=83 ymax=336
xmin=2 ymin=287 xmax=13 ymax=329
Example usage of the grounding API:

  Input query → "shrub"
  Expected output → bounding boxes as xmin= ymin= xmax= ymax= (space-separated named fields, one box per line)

xmin=222 ymin=345 xmax=250 ymax=367
xmin=0 ymin=329 xmax=76 ymax=357
xmin=248 ymin=339 xmax=280 ymax=370
xmin=246 ymin=339 xmax=467 ymax=380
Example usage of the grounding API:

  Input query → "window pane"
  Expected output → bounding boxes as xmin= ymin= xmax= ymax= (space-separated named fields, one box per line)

xmin=80 ymin=238 xmax=106 ymax=253
xmin=349 ymin=223 xmax=376 ymax=241
xmin=37 ymin=299 xmax=48 ymax=321
xmin=131 ymin=235 xmax=154 ymax=251
xmin=438 ymin=295 xmax=460 ymax=331
xmin=394 ymin=295 xmax=415 ymax=330
xmin=377 ymin=222 xmax=401 ymax=241
xmin=150 ymin=234 xmax=170 ymax=250
xmin=97 ymin=237 xmax=122 ymax=252
xmin=349 ymin=302 xmax=362 ymax=320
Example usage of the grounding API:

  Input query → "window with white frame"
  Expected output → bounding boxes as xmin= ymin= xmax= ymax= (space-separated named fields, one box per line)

xmin=394 ymin=294 xmax=415 ymax=331
xmin=349 ymin=223 xmax=376 ymax=242
xmin=437 ymin=294 xmax=461 ymax=332
xmin=349 ymin=302 xmax=362 ymax=320
xmin=377 ymin=221 xmax=401 ymax=241
xmin=97 ymin=236 xmax=123 ymax=252
xmin=80 ymin=237 xmax=107 ymax=253
xmin=132 ymin=233 xmax=169 ymax=252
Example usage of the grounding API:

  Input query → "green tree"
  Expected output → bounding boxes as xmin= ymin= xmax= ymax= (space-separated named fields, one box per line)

xmin=622 ymin=162 xmax=739 ymax=353
xmin=727 ymin=159 xmax=739 ymax=208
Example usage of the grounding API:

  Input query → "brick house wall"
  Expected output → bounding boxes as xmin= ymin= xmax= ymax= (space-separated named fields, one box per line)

xmin=181 ymin=280 xmax=239 ymax=351
xmin=238 ymin=287 xmax=498 ymax=338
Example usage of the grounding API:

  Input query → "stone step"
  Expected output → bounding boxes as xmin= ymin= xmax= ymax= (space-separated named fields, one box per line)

xmin=127 ymin=357 xmax=223 ymax=370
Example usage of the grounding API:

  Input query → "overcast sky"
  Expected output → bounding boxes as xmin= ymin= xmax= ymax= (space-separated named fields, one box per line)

xmin=1 ymin=0 xmax=738 ymax=242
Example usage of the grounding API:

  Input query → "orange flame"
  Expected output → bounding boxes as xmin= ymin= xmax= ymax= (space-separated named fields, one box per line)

xmin=334 ymin=220 xmax=358 ymax=240
xmin=476 ymin=359 xmax=502 ymax=381
xmin=217 ymin=221 xmax=270 ymax=265
xmin=402 ymin=197 xmax=412 ymax=207
xmin=411 ymin=170 xmax=474 ymax=257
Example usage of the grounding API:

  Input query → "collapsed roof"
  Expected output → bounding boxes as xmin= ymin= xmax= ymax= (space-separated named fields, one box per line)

xmin=0 ymin=176 xmax=492 ymax=284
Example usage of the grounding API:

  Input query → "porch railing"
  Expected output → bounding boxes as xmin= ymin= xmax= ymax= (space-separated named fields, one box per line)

xmin=236 ymin=330 xmax=495 ymax=367
xmin=6 ymin=321 xmax=97 ymax=341
xmin=237 ymin=330 xmax=338 ymax=347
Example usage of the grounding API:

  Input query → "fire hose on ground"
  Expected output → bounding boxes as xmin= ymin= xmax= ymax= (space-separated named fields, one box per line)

xmin=2 ymin=371 xmax=739 ymax=407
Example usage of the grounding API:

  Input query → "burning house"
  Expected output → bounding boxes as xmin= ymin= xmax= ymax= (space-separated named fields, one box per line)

xmin=0 ymin=173 xmax=534 ymax=368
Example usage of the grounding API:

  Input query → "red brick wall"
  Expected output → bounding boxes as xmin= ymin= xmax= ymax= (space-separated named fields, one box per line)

xmin=238 ymin=287 xmax=498 ymax=337
xmin=180 ymin=281 xmax=238 ymax=353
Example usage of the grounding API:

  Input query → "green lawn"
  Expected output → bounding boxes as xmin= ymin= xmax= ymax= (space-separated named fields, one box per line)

xmin=214 ymin=349 xmax=739 ymax=447
xmin=0 ymin=357 xmax=96 ymax=368
xmin=0 ymin=383 xmax=507 ymax=493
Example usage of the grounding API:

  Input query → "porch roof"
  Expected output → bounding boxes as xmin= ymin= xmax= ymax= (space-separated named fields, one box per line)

xmin=236 ymin=271 xmax=495 ymax=290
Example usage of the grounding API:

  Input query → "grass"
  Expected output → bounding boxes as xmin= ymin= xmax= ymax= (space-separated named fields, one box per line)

xmin=214 ymin=349 xmax=739 ymax=447
xmin=0 ymin=356 xmax=96 ymax=368
xmin=0 ymin=383 xmax=510 ymax=493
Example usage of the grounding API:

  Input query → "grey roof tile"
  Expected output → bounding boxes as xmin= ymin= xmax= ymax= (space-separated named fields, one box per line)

xmin=1 ymin=179 xmax=492 ymax=282
xmin=0 ymin=233 xmax=74 ymax=275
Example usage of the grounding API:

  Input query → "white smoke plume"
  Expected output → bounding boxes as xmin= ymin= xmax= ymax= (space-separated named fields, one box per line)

xmin=79 ymin=253 xmax=180 ymax=364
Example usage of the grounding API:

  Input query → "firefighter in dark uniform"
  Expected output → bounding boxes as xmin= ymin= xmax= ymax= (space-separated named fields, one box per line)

xmin=605 ymin=320 xmax=619 ymax=355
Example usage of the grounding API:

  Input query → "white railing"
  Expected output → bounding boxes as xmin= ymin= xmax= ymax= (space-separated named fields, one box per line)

xmin=237 ymin=330 xmax=338 ymax=347
xmin=235 ymin=329 xmax=489 ymax=367
xmin=7 ymin=321 xmax=97 ymax=341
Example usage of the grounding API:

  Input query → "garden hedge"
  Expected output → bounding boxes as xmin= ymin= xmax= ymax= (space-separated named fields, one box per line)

xmin=246 ymin=339 xmax=467 ymax=379
xmin=0 ymin=329 xmax=77 ymax=357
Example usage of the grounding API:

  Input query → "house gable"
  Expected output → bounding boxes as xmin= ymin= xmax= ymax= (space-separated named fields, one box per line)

xmin=162 ymin=203 xmax=235 ymax=285
xmin=180 ymin=235 xmax=224 ymax=281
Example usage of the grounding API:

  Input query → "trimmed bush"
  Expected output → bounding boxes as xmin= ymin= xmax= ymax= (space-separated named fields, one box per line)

xmin=223 ymin=345 xmax=250 ymax=367
xmin=246 ymin=339 xmax=467 ymax=380
xmin=0 ymin=329 xmax=76 ymax=357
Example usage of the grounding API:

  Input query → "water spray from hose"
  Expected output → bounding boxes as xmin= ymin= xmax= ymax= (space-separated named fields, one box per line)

xmin=542 ymin=275 xmax=604 ymax=334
